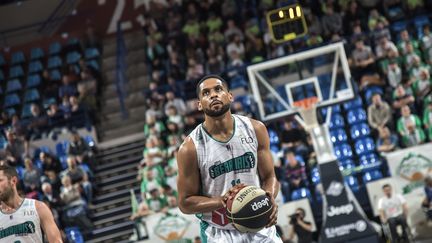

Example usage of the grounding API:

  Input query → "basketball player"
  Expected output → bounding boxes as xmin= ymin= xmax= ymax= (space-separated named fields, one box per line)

xmin=177 ymin=75 xmax=281 ymax=242
xmin=0 ymin=164 xmax=62 ymax=242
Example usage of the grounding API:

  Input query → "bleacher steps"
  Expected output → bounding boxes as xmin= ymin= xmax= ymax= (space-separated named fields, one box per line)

xmin=102 ymin=123 xmax=144 ymax=142
xmin=102 ymin=75 xmax=148 ymax=100
xmin=102 ymin=49 xmax=146 ymax=71
xmin=97 ymin=139 xmax=145 ymax=157
xmin=98 ymin=180 xmax=139 ymax=194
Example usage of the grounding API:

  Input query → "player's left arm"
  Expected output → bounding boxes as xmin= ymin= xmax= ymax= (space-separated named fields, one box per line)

xmin=35 ymin=200 xmax=63 ymax=243
xmin=251 ymin=119 xmax=280 ymax=227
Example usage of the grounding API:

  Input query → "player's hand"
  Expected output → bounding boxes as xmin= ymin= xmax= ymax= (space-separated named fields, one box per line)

xmin=266 ymin=191 xmax=278 ymax=228
xmin=221 ymin=183 xmax=246 ymax=207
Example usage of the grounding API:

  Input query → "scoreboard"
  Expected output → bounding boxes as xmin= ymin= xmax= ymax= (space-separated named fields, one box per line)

xmin=266 ymin=4 xmax=308 ymax=43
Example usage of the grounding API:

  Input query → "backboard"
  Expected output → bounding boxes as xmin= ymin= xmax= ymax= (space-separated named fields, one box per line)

xmin=246 ymin=42 xmax=354 ymax=123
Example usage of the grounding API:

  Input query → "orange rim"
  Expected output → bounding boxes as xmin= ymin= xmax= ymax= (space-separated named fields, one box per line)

xmin=293 ymin=96 xmax=318 ymax=109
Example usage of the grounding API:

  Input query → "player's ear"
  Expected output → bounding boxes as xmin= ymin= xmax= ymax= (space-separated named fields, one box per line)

xmin=228 ymin=91 xmax=234 ymax=102
xmin=197 ymin=100 xmax=202 ymax=111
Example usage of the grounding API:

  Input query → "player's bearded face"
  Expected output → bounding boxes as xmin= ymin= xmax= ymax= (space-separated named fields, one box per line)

xmin=0 ymin=180 xmax=14 ymax=202
xmin=203 ymin=101 xmax=231 ymax=117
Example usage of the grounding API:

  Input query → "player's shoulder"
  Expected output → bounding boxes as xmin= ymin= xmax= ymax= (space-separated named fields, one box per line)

xmin=247 ymin=117 xmax=267 ymax=132
xmin=178 ymin=136 xmax=197 ymax=156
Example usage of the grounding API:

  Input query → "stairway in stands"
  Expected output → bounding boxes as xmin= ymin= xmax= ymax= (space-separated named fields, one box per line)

xmin=86 ymin=138 xmax=145 ymax=243
xmin=98 ymin=30 xmax=149 ymax=142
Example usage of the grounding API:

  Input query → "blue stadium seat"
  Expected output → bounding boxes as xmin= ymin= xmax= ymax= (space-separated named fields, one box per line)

xmin=330 ymin=128 xmax=348 ymax=144
xmin=66 ymin=51 xmax=81 ymax=64
xmin=3 ymin=93 xmax=21 ymax=107
xmin=347 ymin=108 xmax=367 ymax=125
xmin=363 ymin=170 xmax=383 ymax=183
xmin=9 ymin=65 xmax=24 ymax=78
xmin=0 ymin=135 xmax=7 ymax=149
xmin=6 ymin=79 xmax=22 ymax=93
xmin=47 ymin=56 xmax=63 ymax=69
xmin=21 ymin=104 xmax=32 ymax=119
xmin=11 ymin=51 xmax=25 ymax=65
xmin=391 ymin=21 xmax=408 ymax=36
xmin=84 ymin=135 xmax=96 ymax=147
xmin=350 ymin=123 xmax=371 ymax=140
xmin=16 ymin=166 xmax=25 ymax=180
xmin=85 ymin=47 xmax=100 ymax=59
xmin=56 ymin=141 xmax=69 ymax=157
xmin=364 ymin=86 xmax=384 ymax=105
xmin=413 ymin=15 xmax=430 ymax=38
xmin=235 ymin=95 xmax=254 ymax=114
xmin=26 ymin=74 xmax=41 ymax=88
xmin=67 ymin=37 xmax=80 ymax=46
xmin=5 ymin=108 xmax=16 ymax=116
xmin=87 ymin=59 xmax=100 ymax=71
xmin=65 ymin=227 xmax=84 ymax=243
xmin=359 ymin=153 xmax=380 ymax=164
xmin=291 ymin=188 xmax=312 ymax=201
xmin=334 ymin=143 xmax=353 ymax=160
xmin=354 ymin=138 xmax=375 ymax=156
xmin=360 ymin=158 xmax=381 ymax=172
xmin=49 ymin=42 xmax=62 ymax=55
xmin=339 ymin=160 xmax=356 ymax=173
xmin=0 ymin=70 xmax=4 ymax=81
xmin=24 ymin=89 xmax=40 ymax=102
xmin=311 ymin=167 xmax=320 ymax=185
xmin=28 ymin=61 xmax=43 ymax=73
xmin=344 ymin=176 xmax=360 ymax=192
xmin=343 ymin=97 xmax=363 ymax=111
xmin=43 ymin=97 xmax=57 ymax=109
xmin=50 ymin=69 xmax=62 ymax=81
xmin=268 ymin=129 xmax=280 ymax=147
xmin=329 ymin=114 xmax=345 ymax=129
xmin=34 ymin=159 xmax=43 ymax=171
xmin=30 ymin=47 xmax=44 ymax=60
xmin=0 ymin=53 xmax=5 ymax=66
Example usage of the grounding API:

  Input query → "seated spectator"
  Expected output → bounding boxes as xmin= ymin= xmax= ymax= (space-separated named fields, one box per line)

xmin=0 ymin=111 xmax=10 ymax=127
xmin=412 ymin=69 xmax=432 ymax=99
xmin=232 ymin=101 xmax=252 ymax=117
xmin=42 ymin=169 xmax=62 ymax=195
xmin=368 ymin=9 xmax=389 ymax=31
xmin=10 ymin=115 xmax=28 ymax=142
xmin=60 ymin=175 xmax=85 ymax=207
xmin=58 ymin=75 xmax=77 ymax=99
xmin=59 ymin=96 xmax=72 ymax=119
xmin=224 ymin=19 xmax=244 ymax=42
xmin=144 ymin=115 xmax=166 ymax=138
xmin=166 ymin=106 xmax=184 ymax=130
xmin=67 ymin=131 xmax=94 ymax=168
xmin=61 ymin=156 xmax=93 ymax=203
xmin=143 ymin=137 xmax=165 ymax=164
xmin=41 ymin=182 xmax=63 ymax=211
xmin=4 ymin=129 xmax=28 ymax=166
xmin=367 ymin=93 xmax=393 ymax=132
xmin=422 ymin=176 xmax=432 ymax=221
xmin=146 ymin=188 xmax=168 ymax=213
xmin=397 ymin=105 xmax=425 ymax=147
xmin=370 ymin=20 xmax=392 ymax=45
xmin=397 ymin=30 xmax=419 ymax=55
xmin=321 ymin=5 xmax=343 ymax=37
xmin=185 ymin=58 xmax=204 ymax=81
xmin=423 ymin=102 xmax=432 ymax=140
xmin=387 ymin=59 xmax=403 ymax=88
xmin=139 ymin=162 xmax=164 ymax=199
xmin=164 ymin=91 xmax=187 ymax=116
xmin=70 ymin=95 xmax=84 ymax=115
xmin=279 ymin=120 xmax=308 ymax=158
xmin=40 ymin=152 xmax=62 ymax=175
xmin=28 ymin=103 xmax=48 ymax=139
xmin=143 ymin=82 xmax=164 ymax=102
xmin=145 ymin=99 xmax=164 ymax=121
xmin=376 ymin=126 xmax=399 ymax=153
xmin=281 ymin=151 xmax=307 ymax=202
xmin=22 ymin=158 xmax=41 ymax=193
xmin=421 ymin=25 xmax=432 ymax=52
xmin=392 ymin=84 xmax=416 ymax=112
xmin=403 ymin=43 xmax=421 ymax=70
xmin=226 ymin=34 xmax=245 ymax=60
xmin=375 ymin=36 xmax=397 ymax=59
xmin=378 ymin=184 xmax=409 ymax=242
xmin=342 ymin=1 xmax=366 ymax=36
xmin=351 ymin=39 xmax=376 ymax=82
xmin=130 ymin=200 xmax=152 ymax=220
xmin=47 ymin=102 xmax=65 ymax=126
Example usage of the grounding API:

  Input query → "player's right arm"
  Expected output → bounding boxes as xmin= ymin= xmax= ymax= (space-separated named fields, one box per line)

xmin=177 ymin=137 xmax=224 ymax=214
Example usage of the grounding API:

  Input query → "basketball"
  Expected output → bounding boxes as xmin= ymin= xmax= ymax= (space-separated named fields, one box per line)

xmin=226 ymin=186 xmax=273 ymax=233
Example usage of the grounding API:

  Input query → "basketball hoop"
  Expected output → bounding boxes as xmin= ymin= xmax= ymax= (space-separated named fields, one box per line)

xmin=293 ymin=97 xmax=319 ymax=130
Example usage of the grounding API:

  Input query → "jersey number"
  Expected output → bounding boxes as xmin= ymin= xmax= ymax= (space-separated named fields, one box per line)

xmin=231 ymin=179 xmax=241 ymax=187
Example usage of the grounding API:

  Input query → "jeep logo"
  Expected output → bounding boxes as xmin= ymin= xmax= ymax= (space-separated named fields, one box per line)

xmin=251 ymin=198 xmax=270 ymax=211
xmin=327 ymin=204 xmax=354 ymax=217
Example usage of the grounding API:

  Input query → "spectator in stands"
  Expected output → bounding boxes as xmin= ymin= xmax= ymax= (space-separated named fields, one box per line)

xmin=164 ymin=91 xmax=187 ymax=116
xmin=376 ymin=126 xmax=399 ymax=153
xmin=412 ymin=69 xmax=432 ymax=99
xmin=42 ymin=169 xmax=62 ymax=195
xmin=144 ymin=82 xmax=164 ymax=102
xmin=10 ymin=115 xmax=28 ymax=141
xmin=343 ymin=1 xmax=367 ymax=35
xmin=41 ymin=182 xmax=63 ymax=211
xmin=166 ymin=106 xmax=184 ymax=130
xmin=422 ymin=176 xmax=432 ymax=221
xmin=139 ymin=162 xmax=164 ymax=198
xmin=0 ymin=111 xmax=10 ymax=127
xmin=186 ymin=58 xmax=204 ymax=81
xmin=375 ymin=36 xmax=397 ymax=59
xmin=145 ymin=100 xmax=164 ymax=121
xmin=421 ymin=25 xmax=432 ymax=52
xmin=224 ymin=19 xmax=244 ymax=42
xmin=183 ymin=115 xmax=199 ymax=138
xmin=287 ymin=207 xmax=313 ymax=243
xmin=403 ymin=43 xmax=421 ymax=70
xmin=321 ymin=5 xmax=343 ymax=38
xmin=408 ymin=56 xmax=427 ymax=81
xmin=423 ymin=102 xmax=432 ymax=140
xmin=368 ymin=9 xmax=389 ymax=31
xmin=232 ymin=101 xmax=252 ymax=118
xmin=351 ymin=39 xmax=376 ymax=81
xmin=226 ymin=34 xmax=245 ymax=60
xmin=392 ymin=83 xmax=416 ymax=112
xmin=143 ymin=136 xmax=165 ymax=164
xmin=40 ymin=152 xmax=62 ymax=175
xmin=146 ymin=37 xmax=165 ymax=65
xmin=397 ymin=105 xmax=425 ymax=147
xmin=387 ymin=59 xmax=403 ymax=88
xmin=60 ymin=175 xmax=85 ymax=206
xmin=58 ymin=75 xmax=77 ymax=99
xmin=397 ymin=30 xmax=419 ymax=55
xmin=164 ymin=165 xmax=177 ymax=191
xmin=378 ymin=184 xmax=409 ymax=242
xmin=22 ymin=158 xmax=41 ymax=193
xmin=279 ymin=120 xmax=308 ymax=158
xmin=61 ymin=156 xmax=93 ymax=203
xmin=4 ymin=129 xmax=28 ymax=166
xmin=143 ymin=114 xmax=166 ymax=138
xmin=28 ymin=103 xmax=48 ymax=139
xmin=281 ymin=151 xmax=307 ymax=202
xmin=367 ymin=93 xmax=393 ymax=132
xmin=147 ymin=188 xmax=168 ymax=213
xmin=67 ymin=131 xmax=94 ymax=168
xmin=60 ymin=96 xmax=72 ymax=119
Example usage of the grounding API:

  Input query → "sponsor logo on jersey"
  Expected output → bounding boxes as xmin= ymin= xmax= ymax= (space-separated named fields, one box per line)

xmin=251 ymin=198 xmax=270 ymax=211
xmin=326 ymin=181 xmax=344 ymax=197
xmin=0 ymin=221 xmax=36 ymax=239
xmin=240 ymin=136 xmax=254 ymax=144
xmin=327 ymin=204 xmax=354 ymax=217
xmin=324 ymin=220 xmax=367 ymax=238
xmin=209 ymin=152 xmax=255 ymax=179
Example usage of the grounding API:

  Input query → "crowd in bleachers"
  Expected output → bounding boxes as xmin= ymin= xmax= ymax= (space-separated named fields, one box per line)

xmin=133 ymin=0 xmax=432 ymax=241
xmin=0 ymin=28 xmax=102 ymax=241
